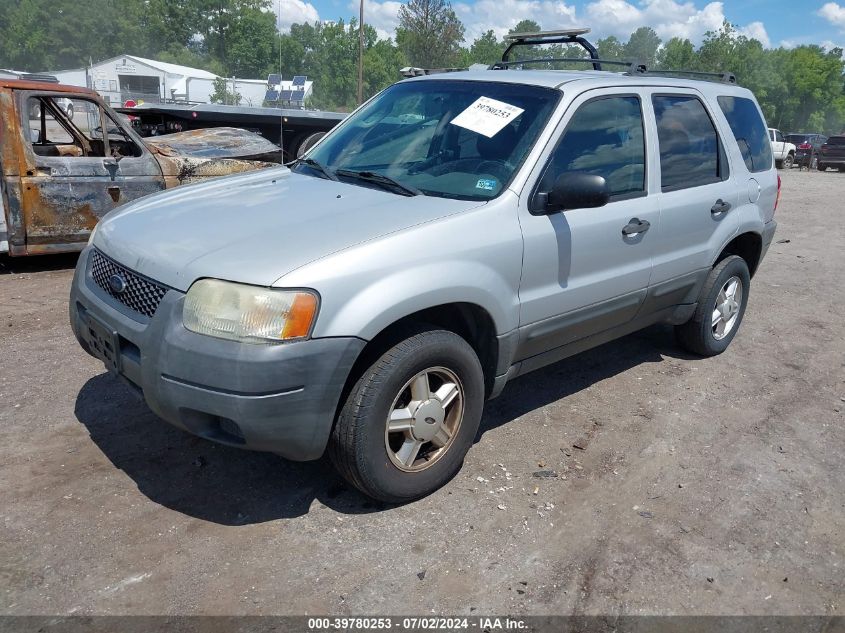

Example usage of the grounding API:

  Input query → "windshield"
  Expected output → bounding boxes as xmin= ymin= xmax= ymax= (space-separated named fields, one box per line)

xmin=296 ymin=79 xmax=560 ymax=200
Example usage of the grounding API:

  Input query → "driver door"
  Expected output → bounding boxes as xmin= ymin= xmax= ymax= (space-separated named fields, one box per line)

xmin=18 ymin=91 xmax=164 ymax=253
xmin=515 ymin=90 xmax=658 ymax=363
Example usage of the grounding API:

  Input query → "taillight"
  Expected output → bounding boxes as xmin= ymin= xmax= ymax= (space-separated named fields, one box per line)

xmin=798 ymin=143 xmax=812 ymax=149
xmin=774 ymin=174 xmax=781 ymax=213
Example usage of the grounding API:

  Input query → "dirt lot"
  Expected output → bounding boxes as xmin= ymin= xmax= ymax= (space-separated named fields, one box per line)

xmin=0 ymin=168 xmax=843 ymax=617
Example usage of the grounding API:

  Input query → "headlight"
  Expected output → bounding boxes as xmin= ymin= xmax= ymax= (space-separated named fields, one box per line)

xmin=183 ymin=279 xmax=318 ymax=343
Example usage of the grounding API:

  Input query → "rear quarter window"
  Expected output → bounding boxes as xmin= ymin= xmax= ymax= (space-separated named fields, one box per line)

xmin=828 ymin=137 xmax=845 ymax=146
xmin=718 ymin=96 xmax=772 ymax=173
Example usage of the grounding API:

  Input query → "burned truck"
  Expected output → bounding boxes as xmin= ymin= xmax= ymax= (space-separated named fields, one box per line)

xmin=0 ymin=79 xmax=291 ymax=256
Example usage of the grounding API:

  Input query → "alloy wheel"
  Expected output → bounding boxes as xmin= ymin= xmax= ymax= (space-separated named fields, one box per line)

xmin=712 ymin=276 xmax=743 ymax=340
xmin=384 ymin=367 xmax=464 ymax=472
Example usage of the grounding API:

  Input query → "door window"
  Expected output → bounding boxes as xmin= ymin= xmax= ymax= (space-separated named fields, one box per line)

xmin=653 ymin=95 xmax=727 ymax=191
xmin=717 ymin=96 xmax=772 ymax=173
xmin=27 ymin=96 xmax=142 ymax=159
xmin=537 ymin=95 xmax=646 ymax=200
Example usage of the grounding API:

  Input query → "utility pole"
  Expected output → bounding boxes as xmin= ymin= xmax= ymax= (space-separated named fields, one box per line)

xmin=357 ymin=0 xmax=364 ymax=105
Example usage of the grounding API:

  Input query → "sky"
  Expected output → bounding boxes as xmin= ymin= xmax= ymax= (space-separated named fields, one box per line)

xmin=271 ymin=0 xmax=845 ymax=52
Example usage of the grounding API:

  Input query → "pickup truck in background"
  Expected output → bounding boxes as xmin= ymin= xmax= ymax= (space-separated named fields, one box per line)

xmin=0 ymin=79 xmax=283 ymax=256
xmin=768 ymin=128 xmax=795 ymax=169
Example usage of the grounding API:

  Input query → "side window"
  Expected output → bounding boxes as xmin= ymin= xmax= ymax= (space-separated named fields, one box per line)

xmin=776 ymin=130 xmax=784 ymax=143
xmin=654 ymin=95 xmax=726 ymax=191
xmin=26 ymin=96 xmax=141 ymax=159
xmin=717 ymin=96 xmax=773 ymax=173
xmin=538 ymin=96 xmax=645 ymax=199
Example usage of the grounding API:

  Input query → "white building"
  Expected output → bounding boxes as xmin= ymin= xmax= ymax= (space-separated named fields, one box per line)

xmin=44 ymin=55 xmax=313 ymax=108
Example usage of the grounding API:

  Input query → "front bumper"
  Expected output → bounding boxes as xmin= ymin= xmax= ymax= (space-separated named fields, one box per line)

xmin=69 ymin=247 xmax=365 ymax=460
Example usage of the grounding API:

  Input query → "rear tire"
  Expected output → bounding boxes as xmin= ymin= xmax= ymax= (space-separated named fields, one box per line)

xmin=782 ymin=154 xmax=794 ymax=169
xmin=675 ymin=255 xmax=750 ymax=357
xmin=329 ymin=326 xmax=484 ymax=503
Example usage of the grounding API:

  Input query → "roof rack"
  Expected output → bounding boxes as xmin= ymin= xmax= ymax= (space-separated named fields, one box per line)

xmin=491 ymin=57 xmax=646 ymax=75
xmin=640 ymin=69 xmax=737 ymax=84
xmin=502 ymin=28 xmax=602 ymax=69
xmin=399 ymin=66 xmax=467 ymax=77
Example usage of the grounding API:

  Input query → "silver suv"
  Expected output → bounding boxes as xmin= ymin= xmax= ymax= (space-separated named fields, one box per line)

xmin=70 ymin=35 xmax=779 ymax=502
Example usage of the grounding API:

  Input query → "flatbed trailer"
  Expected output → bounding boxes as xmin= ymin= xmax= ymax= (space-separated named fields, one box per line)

xmin=117 ymin=102 xmax=346 ymax=161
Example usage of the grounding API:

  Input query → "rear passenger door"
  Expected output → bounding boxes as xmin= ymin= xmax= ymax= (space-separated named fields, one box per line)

xmin=645 ymin=90 xmax=738 ymax=307
xmin=516 ymin=91 xmax=658 ymax=360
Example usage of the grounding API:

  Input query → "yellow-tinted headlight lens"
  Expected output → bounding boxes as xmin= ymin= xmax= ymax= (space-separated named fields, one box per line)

xmin=183 ymin=279 xmax=318 ymax=343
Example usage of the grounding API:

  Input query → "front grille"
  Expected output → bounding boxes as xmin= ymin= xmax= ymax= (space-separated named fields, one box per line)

xmin=90 ymin=249 xmax=168 ymax=318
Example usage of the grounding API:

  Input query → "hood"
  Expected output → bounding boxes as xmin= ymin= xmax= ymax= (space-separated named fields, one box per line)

xmin=94 ymin=167 xmax=484 ymax=291
xmin=144 ymin=127 xmax=283 ymax=163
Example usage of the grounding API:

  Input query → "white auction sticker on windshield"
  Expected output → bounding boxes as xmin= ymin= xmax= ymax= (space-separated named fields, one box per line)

xmin=450 ymin=96 xmax=524 ymax=138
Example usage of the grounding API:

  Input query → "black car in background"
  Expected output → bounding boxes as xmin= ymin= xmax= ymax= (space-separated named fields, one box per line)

xmin=785 ymin=133 xmax=828 ymax=169
xmin=819 ymin=136 xmax=845 ymax=172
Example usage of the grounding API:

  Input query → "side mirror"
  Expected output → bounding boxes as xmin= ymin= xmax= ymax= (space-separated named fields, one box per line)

xmin=534 ymin=173 xmax=610 ymax=214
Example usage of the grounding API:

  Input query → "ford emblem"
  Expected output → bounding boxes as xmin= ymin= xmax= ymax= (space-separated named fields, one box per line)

xmin=108 ymin=274 xmax=128 ymax=294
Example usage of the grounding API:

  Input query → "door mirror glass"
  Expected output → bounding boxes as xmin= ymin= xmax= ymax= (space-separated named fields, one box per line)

xmin=538 ymin=172 xmax=610 ymax=214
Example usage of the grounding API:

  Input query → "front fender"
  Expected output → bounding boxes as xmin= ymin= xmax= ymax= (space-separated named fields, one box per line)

xmin=318 ymin=260 xmax=519 ymax=341
xmin=277 ymin=196 xmax=524 ymax=341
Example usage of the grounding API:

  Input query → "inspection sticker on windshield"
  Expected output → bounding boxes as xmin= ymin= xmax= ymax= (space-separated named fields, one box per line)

xmin=476 ymin=178 xmax=497 ymax=191
xmin=450 ymin=97 xmax=524 ymax=138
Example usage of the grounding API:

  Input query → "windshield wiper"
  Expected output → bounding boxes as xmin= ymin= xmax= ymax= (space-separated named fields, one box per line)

xmin=335 ymin=169 xmax=422 ymax=197
xmin=289 ymin=157 xmax=339 ymax=181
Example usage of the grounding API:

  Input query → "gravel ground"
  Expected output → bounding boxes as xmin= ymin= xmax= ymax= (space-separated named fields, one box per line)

xmin=0 ymin=168 xmax=843 ymax=616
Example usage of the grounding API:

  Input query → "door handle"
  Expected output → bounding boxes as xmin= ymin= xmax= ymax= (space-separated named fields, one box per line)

xmin=622 ymin=218 xmax=650 ymax=236
xmin=711 ymin=199 xmax=732 ymax=215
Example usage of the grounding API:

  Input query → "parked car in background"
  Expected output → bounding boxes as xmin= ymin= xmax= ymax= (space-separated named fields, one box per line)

xmin=768 ymin=128 xmax=795 ymax=169
xmin=1 ymin=78 xmax=283 ymax=256
xmin=70 ymin=33 xmax=779 ymax=502
xmin=786 ymin=133 xmax=828 ymax=169
xmin=818 ymin=136 xmax=845 ymax=172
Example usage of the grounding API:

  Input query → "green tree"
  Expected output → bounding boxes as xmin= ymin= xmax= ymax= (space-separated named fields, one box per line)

xmin=465 ymin=30 xmax=504 ymax=65
xmin=624 ymin=27 xmax=661 ymax=68
xmin=210 ymin=76 xmax=242 ymax=105
xmin=597 ymin=36 xmax=625 ymax=61
xmin=656 ymin=37 xmax=697 ymax=70
xmin=226 ymin=6 xmax=278 ymax=77
xmin=396 ymin=0 xmax=465 ymax=68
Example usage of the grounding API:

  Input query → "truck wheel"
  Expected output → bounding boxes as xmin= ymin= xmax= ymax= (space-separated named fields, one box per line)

xmin=295 ymin=132 xmax=325 ymax=158
xmin=329 ymin=326 xmax=485 ymax=503
xmin=675 ymin=255 xmax=750 ymax=357
xmin=782 ymin=154 xmax=793 ymax=169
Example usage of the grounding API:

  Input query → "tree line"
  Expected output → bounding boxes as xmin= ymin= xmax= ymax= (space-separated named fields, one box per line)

xmin=1 ymin=0 xmax=843 ymax=132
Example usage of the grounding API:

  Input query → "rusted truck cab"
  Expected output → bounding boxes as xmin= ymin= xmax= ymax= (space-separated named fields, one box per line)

xmin=0 ymin=79 xmax=281 ymax=256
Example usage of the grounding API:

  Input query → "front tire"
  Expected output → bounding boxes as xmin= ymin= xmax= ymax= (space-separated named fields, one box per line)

xmin=329 ymin=326 xmax=485 ymax=503
xmin=782 ymin=154 xmax=794 ymax=169
xmin=676 ymin=255 xmax=751 ymax=357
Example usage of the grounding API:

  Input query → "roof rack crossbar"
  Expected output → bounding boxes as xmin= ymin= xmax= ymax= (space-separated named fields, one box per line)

xmin=641 ymin=69 xmax=737 ymax=84
xmin=399 ymin=66 xmax=467 ymax=77
xmin=491 ymin=57 xmax=646 ymax=74
xmin=501 ymin=28 xmax=602 ymax=69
